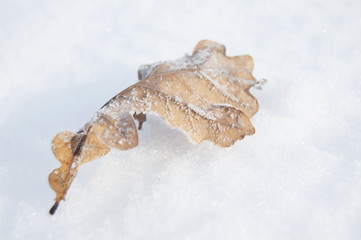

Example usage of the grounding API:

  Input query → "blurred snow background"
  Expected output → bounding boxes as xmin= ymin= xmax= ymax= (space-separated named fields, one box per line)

xmin=0 ymin=0 xmax=361 ymax=239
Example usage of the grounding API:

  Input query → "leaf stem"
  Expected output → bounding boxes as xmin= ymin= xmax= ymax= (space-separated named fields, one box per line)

xmin=49 ymin=201 xmax=59 ymax=215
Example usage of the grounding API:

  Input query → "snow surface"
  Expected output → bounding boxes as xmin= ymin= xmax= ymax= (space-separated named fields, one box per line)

xmin=1 ymin=0 xmax=361 ymax=239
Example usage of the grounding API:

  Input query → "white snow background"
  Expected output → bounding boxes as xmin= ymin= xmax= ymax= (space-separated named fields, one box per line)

xmin=0 ymin=0 xmax=361 ymax=239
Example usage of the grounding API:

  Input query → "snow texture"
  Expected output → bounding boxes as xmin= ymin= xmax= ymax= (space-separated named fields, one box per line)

xmin=1 ymin=0 xmax=361 ymax=239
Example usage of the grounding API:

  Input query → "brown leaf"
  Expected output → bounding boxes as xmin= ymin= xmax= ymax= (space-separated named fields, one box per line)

xmin=51 ymin=131 xmax=75 ymax=165
xmin=48 ymin=40 xmax=261 ymax=214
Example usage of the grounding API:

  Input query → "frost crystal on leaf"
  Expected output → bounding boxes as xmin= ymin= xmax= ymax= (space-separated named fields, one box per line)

xmin=48 ymin=40 xmax=262 ymax=215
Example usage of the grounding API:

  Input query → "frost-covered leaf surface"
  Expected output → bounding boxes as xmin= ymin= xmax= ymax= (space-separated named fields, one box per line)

xmin=1 ymin=0 xmax=361 ymax=239
xmin=101 ymin=40 xmax=258 ymax=147
xmin=47 ymin=40 xmax=259 ymax=213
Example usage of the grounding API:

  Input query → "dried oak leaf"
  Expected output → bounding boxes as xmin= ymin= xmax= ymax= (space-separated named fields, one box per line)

xmin=49 ymin=40 xmax=261 ymax=215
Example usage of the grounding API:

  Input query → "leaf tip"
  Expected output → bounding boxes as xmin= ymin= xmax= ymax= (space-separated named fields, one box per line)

xmin=193 ymin=40 xmax=226 ymax=54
